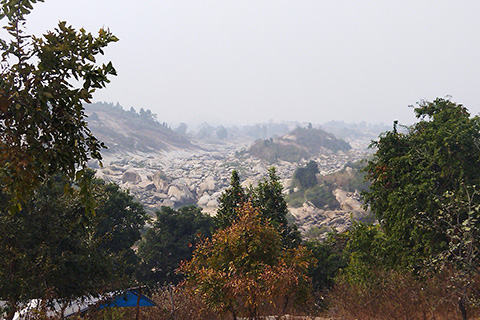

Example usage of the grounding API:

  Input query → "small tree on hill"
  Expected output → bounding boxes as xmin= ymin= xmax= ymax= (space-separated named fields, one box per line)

xmin=293 ymin=161 xmax=319 ymax=189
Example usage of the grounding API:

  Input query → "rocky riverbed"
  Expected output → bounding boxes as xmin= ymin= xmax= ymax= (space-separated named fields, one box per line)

xmin=92 ymin=136 xmax=372 ymax=237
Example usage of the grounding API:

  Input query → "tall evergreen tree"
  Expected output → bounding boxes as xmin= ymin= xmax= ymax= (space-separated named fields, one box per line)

xmin=217 ymin=168 xmax=301 ymax=248
xmin=253 ymin=168 xmax=302 ymax=248
xmin=215 ymin=170 xmax=246 ymax=229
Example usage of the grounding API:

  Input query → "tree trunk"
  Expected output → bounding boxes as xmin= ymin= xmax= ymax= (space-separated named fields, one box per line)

xmin=5 ymin=299 xmax=16 ymax=320
xmin=459 ymin=296 xmax=467 ymax=320
xmin=136 ymin=287 xmax=142 ymax=320
xmin=5 ymin=310 xmax=15 ymax=320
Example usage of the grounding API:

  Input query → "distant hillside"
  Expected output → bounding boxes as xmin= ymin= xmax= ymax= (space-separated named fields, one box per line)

xmin=321 ymin=120 xmax=391 ymax=140
xmin=85 ymin=102 xmax=193 ymax=153
xmin=186 ymin=122 xmax=294 ymax=142
xmin=246 ymin=126 xmax=351 ymax=163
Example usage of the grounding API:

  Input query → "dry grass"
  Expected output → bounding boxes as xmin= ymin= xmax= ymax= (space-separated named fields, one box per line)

xmin=327 ymin=269 xmax=480 ymax=320
xmin=23 ymin=270 xmax=480 ymax=320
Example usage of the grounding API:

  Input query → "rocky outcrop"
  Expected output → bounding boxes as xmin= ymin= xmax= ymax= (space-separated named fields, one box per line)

xmin=152 ymin=172 xmax=169 ymax=193
xmin=197 ymin=176 xmax=216 ymax=196
xmin=122 ymin=171 xmax=142 ymax=184
xmin=85 ymin=102 xmax=384 ymax=236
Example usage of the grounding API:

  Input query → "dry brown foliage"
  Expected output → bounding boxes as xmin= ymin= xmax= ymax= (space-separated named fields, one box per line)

xmin=177 ymin=203 xmax=314 ymax=319
xmin=327 ymin=269 xmax=480 ymax=320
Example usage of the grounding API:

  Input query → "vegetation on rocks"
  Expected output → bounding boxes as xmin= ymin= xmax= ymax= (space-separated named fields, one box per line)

xmin=248 ymin=126 xmax=351 ymax=163
xmin=287 ymin=159 xmax=368 ymax=210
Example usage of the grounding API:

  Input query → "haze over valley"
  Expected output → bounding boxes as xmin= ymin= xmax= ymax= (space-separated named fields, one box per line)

xmin=86 ymin=102 xmax=385 ymax=237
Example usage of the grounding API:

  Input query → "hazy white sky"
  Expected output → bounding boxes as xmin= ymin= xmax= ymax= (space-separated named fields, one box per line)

xmin=16 ymin=0 xmax=480 ymax=126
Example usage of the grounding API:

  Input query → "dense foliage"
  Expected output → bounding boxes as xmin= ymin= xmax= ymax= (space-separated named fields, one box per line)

xmin=339 ymin=98 xmax=480 ymax=319
xmin=2 ymin=3 xmax=478 ymax=316
xmin=137 ymin=206 xmax=216 ymax=286
xmin=93 ymin=175 xmax=148 ymax=277
xmin=0 ymin=173 xmax=146 ymax=319
xmin=304 ymin=234 xmax=348 ymax=293
xmin=216 ymin=168 xmax=301 ymax=248
xmin=0 ymin=0 xmax=117 ymax=210
xmin=179 ymin=203 xmax=313 ymax=319
xmin=364 ymin=98 xmax=480 ymax=268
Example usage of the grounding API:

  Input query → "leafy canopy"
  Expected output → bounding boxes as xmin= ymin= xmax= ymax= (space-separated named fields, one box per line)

xmin=0 ymin=173 xmax=146 ymax=318
xmin=0 ymin=0 xmax=118 ymax=209
xmin=364 ymin=98 xmax=480 ymax=267
xmin=137 ymin=205 xmax=216 ymax=286
xmin=179 ymin=203 xmax=312 ymax=319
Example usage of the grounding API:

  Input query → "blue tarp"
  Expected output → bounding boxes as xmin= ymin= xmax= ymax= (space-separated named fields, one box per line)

xmin=63 ymin=288 xmax=155 ymax=317
xmin=99 ymin=289 xmax=155 ymax=309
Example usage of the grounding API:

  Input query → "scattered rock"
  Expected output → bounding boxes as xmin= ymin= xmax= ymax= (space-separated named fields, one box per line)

xmin=122 ymin=171 xmax=142 ymax=184
xmin=95 ymin=137 xmax=370 ymax=234
xmin=197 ymin=176 xmax=216 ymax=195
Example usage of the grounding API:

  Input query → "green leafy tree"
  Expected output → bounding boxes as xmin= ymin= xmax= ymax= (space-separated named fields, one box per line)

xmin=339 ymin=222 xmax=398 ymax=286
xmin=179 ymin=203 xmax=313 ymax=319
xmin=0 ymin=0 xmax=117 ymax=210
xmin=92 ymin=175 xmax=147 ymax=278
xmin=137 ymin=205 xmax=216 ymax=286
xmin=0 ymin=174 xmax=140 ymax=319
xmin=364 ymin=98 xmax=480 ymax=267
xmin=304 ymin=234 xmax=348 ymax=292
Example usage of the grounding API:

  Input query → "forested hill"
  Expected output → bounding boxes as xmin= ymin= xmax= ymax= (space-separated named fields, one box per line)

xmin=85 ymin=102 xmax=193 ymax=153
xmin=247 ymin=126 xmax=352 ymax=163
